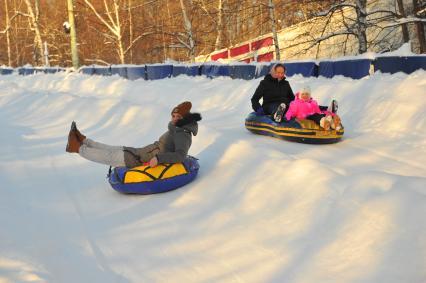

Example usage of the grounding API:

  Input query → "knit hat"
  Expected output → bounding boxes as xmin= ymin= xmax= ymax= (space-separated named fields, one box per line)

xmin=300 ymin=86 xmax=311 ymax=95
xmin=172 ymin=101 xmax=192 ymax=117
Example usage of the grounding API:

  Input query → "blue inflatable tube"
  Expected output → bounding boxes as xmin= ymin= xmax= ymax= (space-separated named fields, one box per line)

xmin=245 ymin=113 xmax=344 ymax=144
xmin=108 ymin=156 xmax=200 ymax=194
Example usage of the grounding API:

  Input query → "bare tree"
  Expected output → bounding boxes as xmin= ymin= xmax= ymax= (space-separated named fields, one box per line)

xmin=128 ymin=0 xmax=134 ymax=63
xmin=83 ymin=0 xmax=155 ymax=64
xmin=412 ymin=0 xmax=426 ymax=52
xmin=83 ymin=0 xmax=126 ymax=64
xmin=396 ymin=0 xmax=410 ymax=42
xmin=366 ymin=0 xmax=426 ymax=52
xmin=2 ymin=0 xmax=12 ymax=66
xmin=268 ymin=0 xmax=280 ymax=59
xmin=312 ymin=0 xmax=369 ymax=54
xmin=286 ymin=0 xmax=426 ymax=57
xmin=178 ymin=0 xmax=196 ymax=62
xmin=215 ymin=0 xmax=224 ymax=49
xmin=23 ymin=0 xmax=44 ymax=65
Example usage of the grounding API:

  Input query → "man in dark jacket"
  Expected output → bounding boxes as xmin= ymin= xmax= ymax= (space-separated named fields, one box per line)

xmin=251 ymin=63 xmax=295 ymax=122
xmin=65 ymin=101 xmax=201 ymax=168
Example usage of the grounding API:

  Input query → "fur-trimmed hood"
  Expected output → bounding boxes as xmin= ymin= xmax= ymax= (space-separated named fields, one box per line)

xmin=173 ymin=112 xmax=202 ymax=136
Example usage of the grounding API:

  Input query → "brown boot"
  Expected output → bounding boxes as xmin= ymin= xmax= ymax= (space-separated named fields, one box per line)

xmin=74 ymin=124 xmax=86 ymax=142
xmin=66 ymin=131 xmax=81 ymax=153
xmin=320 ymin=117 xmax=331 ymax=131
xmin=332 ymin=115 xmax=342 ymax=131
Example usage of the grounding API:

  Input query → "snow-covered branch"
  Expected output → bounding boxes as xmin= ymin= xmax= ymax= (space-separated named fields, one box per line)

xmin=286 ymin=30 xmax=357 ymax=52
xmin=83 ymin=0 xmax=118 ymax=37
xmin=381 ymin=16 xmax=426 ymax=27
xmin=317 ymin=3 xmax=357 ymax=17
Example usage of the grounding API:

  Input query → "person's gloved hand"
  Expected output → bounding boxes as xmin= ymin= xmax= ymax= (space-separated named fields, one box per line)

xmin=255 ymin=107 xmax=264 ymax=115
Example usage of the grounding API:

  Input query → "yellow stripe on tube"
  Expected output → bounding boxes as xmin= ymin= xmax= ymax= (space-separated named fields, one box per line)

xmin=124 ymin=163 xmax=188 ymax=183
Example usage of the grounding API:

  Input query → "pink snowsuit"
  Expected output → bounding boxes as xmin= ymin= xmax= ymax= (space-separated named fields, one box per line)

xmin=285 ymin=92 xmax=323 ymax=121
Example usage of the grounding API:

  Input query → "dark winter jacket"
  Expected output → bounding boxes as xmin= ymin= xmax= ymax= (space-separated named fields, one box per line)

xmin=123 ymin=113 xmax=201 ymax=167
xmin=251 ymin=74 xmax=295 ymax=112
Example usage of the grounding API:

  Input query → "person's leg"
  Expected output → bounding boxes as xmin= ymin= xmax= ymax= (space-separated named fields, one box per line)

xmin=262 ymin=103 xmax=281 ymax=115
xmin=273 ymin=103 xmax=287 ymax=122
xmin=263 ymin=102 xmax=287 ymax=122
xmin=122 ymin=144 xmax=160 ymax=168
xmin=137 ymin=144 xmax=160 ymax=162
xmin=331 ymin=114 xmax=342 ymax=130
xmin=307 ymin=113 xmax=331 ymax=130
xmin=79 ymin=144 xmax=126 ymax=167
xmin=306 ymin=113 xmax=324 ymax=124
xmin=83 ymin=138 xmax=123 ymax=151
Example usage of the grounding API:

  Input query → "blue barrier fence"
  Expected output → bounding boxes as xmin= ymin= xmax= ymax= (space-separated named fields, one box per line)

xmin=319 ymin=59 xmax=372 ymax=79
xmin=94 ymin=66 xmax=112 ymax=76
xmin=44 ymin=67 xmax=66 ymax=74
xmin=126 ymin=66 xmax=146 ymax=80
xmin=285 ymin=62 xmax=319 ymax=77
xmin=111 ymin=66 xmax=127 ymax=78
xmin=373 ymin=56 xmax=426 ymax=74
xmin=230 ymin=65 xmax=257 ymax=80
xmin=0 ymin=68 xmax=14 ymax=75
xmin=80 ymin=66 xmax=95 ymax=75
xmin=200 ymin=65 xmax=231 ymax=78
xmin=3 ymin=56 xmax=425 ymax=80
xmin=146 ymin=65 xmax=173 ymax=80
xmin=172 ymin=65 xmax=200 ymax=77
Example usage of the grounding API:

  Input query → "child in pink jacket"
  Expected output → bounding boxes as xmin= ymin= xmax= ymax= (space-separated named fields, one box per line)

xmin=285 ymin=86 xmax=341 ymax=130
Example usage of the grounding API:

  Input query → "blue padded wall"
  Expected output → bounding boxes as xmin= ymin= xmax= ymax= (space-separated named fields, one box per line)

xmin=319 ymin=59 xmax=371 ymax=79
xmin=126 ymin=66 xmax=146 ymax=80
xmin=146 ymin=65 xmax=173 ymax=80
xmin=230 ymin=65 xmax=257 ymax=80
xmin=318 ymin=61 xmax=334 ymax=78
xmin=172 ymin=65 xmax=200 ymax=77
xmin=44 ymin=67 xmax=65 ymax=74
xmin=79 ymin=66 xmax=95 ymax=75
xmin=94 ymin=66 xmax=112 ymax=76
xmin=111 ymin=66 xmax=128 ymax=78
xmin=200 ymin=65 xmax=231 ymax=78
xmin=374 ymin=56 xmax=426 ymax=74
xmin=333 ymin=59 xmax=372 ymax=79
xmin=285 ymin=62 xmax=318 ymax=77
xmin=18 ymin=67 xmax=35 ymax=75
xmin=254 ymin=64 xmax=273 ymax=78
xmin=0 ymin=68 xmax=14 ymax=75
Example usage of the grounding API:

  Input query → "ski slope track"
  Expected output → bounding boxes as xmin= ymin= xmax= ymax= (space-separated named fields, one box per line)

xmin=0 ymin=70 xmax=425 ymax=283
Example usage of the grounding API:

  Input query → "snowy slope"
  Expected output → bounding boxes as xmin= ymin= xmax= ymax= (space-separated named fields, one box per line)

xmin=0 ymin=70 xmax=425 ymax=283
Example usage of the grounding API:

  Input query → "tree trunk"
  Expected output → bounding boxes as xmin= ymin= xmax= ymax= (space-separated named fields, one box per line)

xmin=166 ymin=0 xmax=174 ymax=59
xmin=24 ymin=0 xmax=44 ymax=65
xmin=4 ymin=0 xmax=12 ymax=66
xmin=268 ymin=0 xmax=280 ymax=60
xmin=113 ymin=0 xmax=125 ymax=64
xmin=67 ymin=0 xmax=79 ymax=69
xmin=13 ymin=0 xmax=20 ymax=66
xmin=413 ymin=0 xmax=426 ymax=53
xmin=355 ymin=0 xmax=368 ymax=54
xmin=179 ymin=0 xmax=195 ymax=62
xmin=128 ymin=0 xmax=133 ymax=63
xmin=83 ymin=0 xmax=126 ymax=64
xmin=214 ymin=0 xmax=224 ymax=50
xmin=396 ymin=0 xmax=410 ymax=42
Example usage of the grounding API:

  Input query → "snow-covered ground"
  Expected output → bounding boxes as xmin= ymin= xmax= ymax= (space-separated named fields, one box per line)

xmin=0 ymin=69 xmax=425 ymax=283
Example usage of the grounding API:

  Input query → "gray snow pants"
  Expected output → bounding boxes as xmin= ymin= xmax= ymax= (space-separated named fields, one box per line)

xmin=79 ymin=139 xmax=126 ymax=167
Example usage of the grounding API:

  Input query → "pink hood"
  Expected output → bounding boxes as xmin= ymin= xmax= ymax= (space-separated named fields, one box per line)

xmin=285 ymin=92 xmax=322 ymax=120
